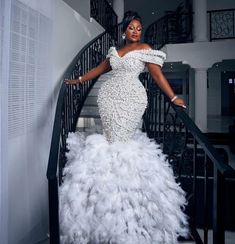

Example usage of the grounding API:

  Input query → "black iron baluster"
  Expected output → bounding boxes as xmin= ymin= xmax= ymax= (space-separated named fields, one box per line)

xmin=204 ymin=153 xmax=208 ymax=244
xmin=191 ymin=138 xmax=204 ymax=243
xmin=158 ymin=91 xmax=161 ymax=141
xmin=90 ymin=0 xmax=118 ymax=34
xmin=213 ymin=168 xmax=225 ymax=244
xmin=48 ymin=178 xmax=60 ymax=244
xmin=47 ymin=27 xmax=121 ymax=243
xmin=209 ymin=11 xmax=212 ymax=41
xmin=143 ymin=82 xmax=235 ymax=243
xmin=144 ymin=2 xmax=193 ymax=48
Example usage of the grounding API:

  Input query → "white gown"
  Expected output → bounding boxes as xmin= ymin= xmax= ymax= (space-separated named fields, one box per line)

xmin=59 ymin=47 xmax=188 ymax=244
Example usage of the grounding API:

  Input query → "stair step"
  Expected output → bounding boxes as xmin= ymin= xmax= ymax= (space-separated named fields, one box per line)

xmin=77 ymin=117 xmax=102 ymax=126
xmin=79 ymin=114 xmax=101 ymax=119
xmin=80 ymin=106 xmax=99 ymax=116
xmin=84 ymin=97 xmax=98 ymax=106
xmin=76 ymin=117 xmax=103 ymax=134
xmin=76 ymin=126 xmax=103 ymax=135
xmin=100 ymin=70 xmax=114 ymax=78
xmin=88 ymin=87 xmax=100 ymax=96
xmin=78 ymin=114 xmax=100 ymax=119
xmin=95 ymin=71 xmax=113 ymax=83
xmin=77 ymin=72 xmax=115 ymax=123
xmin=93 ymin=81 xmax=103 ymax=88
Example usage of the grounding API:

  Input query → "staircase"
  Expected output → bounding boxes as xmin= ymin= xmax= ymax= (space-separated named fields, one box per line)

xmin=47 ymin=2 xmax=235 ymax=243
xmin=76 ymin=71 xmax=113 ymax=134
xmin=67 ymin=74 xmax=198 ymax=244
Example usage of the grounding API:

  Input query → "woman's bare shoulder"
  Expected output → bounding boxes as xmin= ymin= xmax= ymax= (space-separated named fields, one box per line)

xmin=138 ymin=43 xmax=153 ymax=50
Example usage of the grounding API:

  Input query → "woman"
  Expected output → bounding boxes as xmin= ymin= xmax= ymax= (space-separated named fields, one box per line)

xmin=60 ymin=11 xmax=188 ymax=244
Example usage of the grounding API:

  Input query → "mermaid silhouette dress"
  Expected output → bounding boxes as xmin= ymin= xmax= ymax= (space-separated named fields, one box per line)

xmin=59 ymin=47 xmax=188 ymax=244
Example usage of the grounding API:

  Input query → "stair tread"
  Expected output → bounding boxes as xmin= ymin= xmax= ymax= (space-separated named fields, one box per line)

xmin=79 ymin=114 xmax=101 ymax=118
xmin=84 ymin=97 xmax=98 ymax=106
xmin=88 ymin=88 xmax=100 ymax=96
xmin=78 ymin=73 xmax=113 ymax=118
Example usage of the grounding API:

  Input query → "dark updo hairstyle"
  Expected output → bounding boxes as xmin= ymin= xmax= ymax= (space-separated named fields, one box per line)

xmin=122 ymin=11 xmax=142 ymax=33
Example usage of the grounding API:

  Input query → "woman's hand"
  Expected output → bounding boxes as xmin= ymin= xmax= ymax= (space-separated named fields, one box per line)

xmin=147 ymin=64 xmax=187 ymax=109
xmin=64 ymin=79 xmax=81 ymax=85
xmin=64 ymin=59 xmax=111 ymax=85
xmin=172 ymin=97 xmax=187 ymax=109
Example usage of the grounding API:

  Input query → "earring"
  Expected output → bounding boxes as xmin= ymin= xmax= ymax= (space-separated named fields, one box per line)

xmin=122 ymin=33 xmax=126 ymax=40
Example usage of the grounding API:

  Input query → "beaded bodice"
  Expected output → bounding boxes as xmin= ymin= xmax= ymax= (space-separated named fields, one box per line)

xmin=107 ymin=46 xmax=166 ymax=77
xmin=97 ymin=47 xmax=166 ymax=143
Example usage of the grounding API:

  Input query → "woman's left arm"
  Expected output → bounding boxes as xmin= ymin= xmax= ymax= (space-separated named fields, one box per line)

xmin=146 ymin=63 xmax=186 ymax=108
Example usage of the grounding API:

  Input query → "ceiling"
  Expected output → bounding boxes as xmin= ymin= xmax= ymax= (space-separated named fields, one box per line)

xmin=124 ymin=0 xmax=184 ymax=28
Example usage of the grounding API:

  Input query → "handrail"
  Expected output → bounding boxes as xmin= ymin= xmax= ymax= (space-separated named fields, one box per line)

xmin=207 ymin=8 xmax=235 ymax=13
xmin=47 ymin=83 xmax=66 ymax=180
xmin=46 ymin=5 xmax=235 ymax=241
xmin=46 ymin=30 xmax=115 ymax=244
xmin=47 ymin=31 xmax=114 ymax=180
xmin=90 ymin=0 xmax=118 ymax=34
xmin=47 ymin=23 xmax=123 ymax=181
xmin=172 ymin=106 xmax=234 ymax=176
xmin=144 ymin=1 xmax=193 ymax=49
xmin=141 ymin=75 xmax=235 ymax=243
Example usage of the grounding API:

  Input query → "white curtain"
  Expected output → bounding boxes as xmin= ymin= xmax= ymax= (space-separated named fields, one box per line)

xmin=0 ymin=0 xmax=53 ymax=243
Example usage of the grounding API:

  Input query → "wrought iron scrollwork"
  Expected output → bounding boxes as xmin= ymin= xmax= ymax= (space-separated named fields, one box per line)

xmin=179 ymin=147 xmax=194 ymax=178
xmin=90 ymin=0 xmax=118 ymax=38
xmin=46 ymin=29 xmax=118 ymax=243
xmin=142 ymin=76 xmax=235 ymax=243
xmin=144 ymin=1 xmax=193 ymax=49
xmin=163 ymin=108 xmax=188 ymax=156
xmin=209 ymin=9 xmax=235 ymax=40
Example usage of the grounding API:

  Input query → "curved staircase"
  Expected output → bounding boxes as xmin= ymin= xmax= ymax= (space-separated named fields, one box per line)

xmin=46 ymin=2 xmax=235 ymax=243
xmin=77 ymin=71 xmax=113 ymax=134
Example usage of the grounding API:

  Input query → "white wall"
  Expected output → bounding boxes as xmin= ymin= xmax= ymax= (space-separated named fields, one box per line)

xmin=208 ymin=60 xmax=235 ymax=116
xmin=162 ymin=40 xmax=235 ymax=69
xmin=188 ymin=68 xmax=195 ymax=119
xmin=52 ymin=0 xmax=104 ymax=83
xmin=63 ymin=0 xmax=90 ymax=21
xmin=161 ymin=39 xmax=235 ymax=118
xmin=0 ymin=0 xmax=104 ymax=244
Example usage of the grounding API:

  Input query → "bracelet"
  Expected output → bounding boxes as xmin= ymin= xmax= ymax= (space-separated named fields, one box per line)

xmin=78 ymin=76 xmax=82 ymax=83
xmin=171 ymin=95 xmax=178 ymax=102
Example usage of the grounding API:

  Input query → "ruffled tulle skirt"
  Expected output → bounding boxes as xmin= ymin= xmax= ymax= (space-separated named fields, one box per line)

xmin=59 ymin=130 xmax=188 ymax=244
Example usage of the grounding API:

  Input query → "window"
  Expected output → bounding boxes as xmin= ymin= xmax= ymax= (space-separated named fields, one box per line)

xmin=6 ymin=0 xmax=52 ymax=138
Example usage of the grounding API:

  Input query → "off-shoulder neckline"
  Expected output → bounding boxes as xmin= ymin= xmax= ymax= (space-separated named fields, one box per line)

xmin=112 ymin=46 xmax=153 ymax=58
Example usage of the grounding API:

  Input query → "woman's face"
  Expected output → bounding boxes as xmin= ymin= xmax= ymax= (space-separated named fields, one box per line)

xmin=125 ymin=19 xmax=142 ymax=43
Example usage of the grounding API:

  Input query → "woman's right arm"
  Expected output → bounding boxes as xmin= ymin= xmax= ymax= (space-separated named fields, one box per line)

xmin=65 ymin=58 xmax=111 ymax=84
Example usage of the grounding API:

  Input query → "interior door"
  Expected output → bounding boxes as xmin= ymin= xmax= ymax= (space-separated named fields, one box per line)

xmin=221 ymin=71 xmax=235 ymax=116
